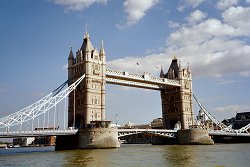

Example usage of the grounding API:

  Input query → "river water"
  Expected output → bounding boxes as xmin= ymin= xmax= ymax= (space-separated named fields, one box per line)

xmin=0 ymin=144 xmax=249 ymax=167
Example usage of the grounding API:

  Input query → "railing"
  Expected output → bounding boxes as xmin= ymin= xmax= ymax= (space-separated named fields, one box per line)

xmin=118 ymin=129 xmax=177 ymax=138
xmin=0 ymin=129 xmax=78 ymax=138
xmin=106 ymin=69 xmax=181 ymax=87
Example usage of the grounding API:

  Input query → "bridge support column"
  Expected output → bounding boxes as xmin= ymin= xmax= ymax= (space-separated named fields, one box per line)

xmin=64 ymin=32 xmax=120 ymax=149
xmin=177 ymin=128 xmax=214 ymax=145
xmin=161 ymin=57 xmax=194 ymax=130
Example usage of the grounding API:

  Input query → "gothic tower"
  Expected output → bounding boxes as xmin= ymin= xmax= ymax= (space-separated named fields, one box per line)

xmin=67 ymin=31 xmax=106 ymax=128
xmin=160 ymin=56 xmax=194 ymax=129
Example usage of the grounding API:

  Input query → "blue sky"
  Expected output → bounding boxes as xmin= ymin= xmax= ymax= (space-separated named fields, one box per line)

xmin=0 ymin=0 xmax=250 ymax=126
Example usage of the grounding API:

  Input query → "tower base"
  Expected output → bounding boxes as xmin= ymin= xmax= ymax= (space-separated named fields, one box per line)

xmin=177 ymin=127 xmax=214 ymax=145
xmin=55 ymin=127 xmax=120 ymax=150
xmin=78 ymin=127 xmax=120 ymax=148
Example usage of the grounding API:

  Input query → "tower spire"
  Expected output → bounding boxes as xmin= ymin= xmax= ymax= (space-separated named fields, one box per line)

xmin=100 ymin=40 xmax=105 ymax=56
xmin=160 ymin=66 xmax=165 ymax=78
xmin=81 ymin=30 xmax=93 ymax=52
xmin=84 ymin=29 xmax=89 ymax=39
xmin=68 ymin=46 xmax=74 ymax=59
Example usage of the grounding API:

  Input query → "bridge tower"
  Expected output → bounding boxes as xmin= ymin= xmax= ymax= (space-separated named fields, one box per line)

xmin=160 ymin=56 xmax=194 ymax=129
xmin=68 ymin=31 xmax=106 ymax=128
xmin=56 ymin=32 xmax=119 ymax=150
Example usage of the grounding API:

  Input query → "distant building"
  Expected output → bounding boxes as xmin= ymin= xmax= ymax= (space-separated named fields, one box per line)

xmin=33 ymin=136 xmax=56 ymax=146
xmin=234 ymin=112 xmax=250 ymax=129
xmin=13 ymin=137 xmax=35 ymax=146
xmin=222 ymin=112 xmax=250 ymax=131
xmin=150 ymin=118 xmax=163 ymax=129
xmin=33 ymin=127 xmax=58 ymax=146
xmin=110 ymin=123 xmax=121 ymax=128
xmin=122 ymin=122 xmax=151 ymax=129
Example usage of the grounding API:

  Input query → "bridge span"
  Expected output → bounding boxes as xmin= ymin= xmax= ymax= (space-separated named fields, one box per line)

xmin=105 ymin=69 xmax=181 ymax=90
xmin=0 ymin=128 xmax=250 ymax=139
xmin=0 ymin=129 xmax=78 ymax=138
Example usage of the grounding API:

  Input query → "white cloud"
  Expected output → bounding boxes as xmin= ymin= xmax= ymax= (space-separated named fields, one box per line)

xmin=168 ymin=21 xmax=180 ymax=29
xmin=216 ymin=0 xmax=239 ymax=10
xmin=107 ymin=53 xmax=169 ymax=76
xmin=214 ymin=104 xmax=250 ymax=113
xmin=217 ymin=79 xmax=241 ymax=85
xmin=222 ymin=6 xmax=250 ymax=36
xmin=62 ymin=63 xmax=68 ymax=70
xmin=52 ymin=0 xmax=108 ymax=11
xmin=178 ymin=0 xmax=205 ymax=11
xmin=246 ymin=0 xmax=250 ymax=3
xmin=186 ymin=10 xmax=207 ymax=24
xmin=108 ymin=6 xmax=250 ymax=78
xmin=117 ymin=0 xmax=159 ymax=29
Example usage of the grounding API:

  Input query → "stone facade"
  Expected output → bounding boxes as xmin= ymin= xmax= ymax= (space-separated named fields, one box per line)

xmin=160 ymin=57 xmax=194 ymax=129
xmin=68 ymin=31 xmax=106 ymax=128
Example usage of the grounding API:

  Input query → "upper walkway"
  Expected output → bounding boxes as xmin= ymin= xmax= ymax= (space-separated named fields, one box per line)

xmin=106 ymin=69 xmax=181 ymax=90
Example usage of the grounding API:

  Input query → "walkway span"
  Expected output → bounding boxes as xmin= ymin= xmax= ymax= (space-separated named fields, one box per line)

xmin=106 ymin=69 xmax=181 ymax=90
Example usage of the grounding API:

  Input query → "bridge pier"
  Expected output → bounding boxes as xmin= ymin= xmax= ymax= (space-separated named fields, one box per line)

xmin=177 ymin=128 xmax=214 ymax=145
xmin=55 ymin=127 xmax=120 ymax=150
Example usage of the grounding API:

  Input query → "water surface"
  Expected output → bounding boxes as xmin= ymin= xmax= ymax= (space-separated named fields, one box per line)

xmin=0 ymin=144 xmax=249 ymax=167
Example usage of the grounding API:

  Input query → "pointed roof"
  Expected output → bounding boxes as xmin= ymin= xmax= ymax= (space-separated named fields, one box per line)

xmin=172 ymin=55 xmax=177 ymax=60
xmin=166 ymin=56 xmax=179 ymax=78
xmin=99 ymin=40 xmax=105 ymax=56
xmin=81 ymin=30 xmax=94 ymax=52
xmin=160 ymin=66 xmax=165 ymax=78
xmin=68 ymin=47 xmax=74 ymax=59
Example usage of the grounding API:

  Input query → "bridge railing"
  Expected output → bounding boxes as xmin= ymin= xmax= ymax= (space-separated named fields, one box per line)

xmin=106 ymin=69 xmax=181 ymax=86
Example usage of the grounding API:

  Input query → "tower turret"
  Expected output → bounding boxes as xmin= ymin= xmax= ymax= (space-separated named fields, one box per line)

xmin=166 ymin=56 xmax=180 ymax=79
xmin=68 ymin=47 xmax=75 ymax=82
xmin=68 ymin=47 xmax=74 ymax=67
xmin=160 ymin=66 xmax=165 ymax=78
xmin=81 ymin=30 xmax=94 ymax=52
xmin=99 ymin=40 xmax=106 ymax=62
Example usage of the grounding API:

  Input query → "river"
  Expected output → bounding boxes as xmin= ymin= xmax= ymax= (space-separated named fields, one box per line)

xmin=0 ymin=144 xmax=249 ymax=167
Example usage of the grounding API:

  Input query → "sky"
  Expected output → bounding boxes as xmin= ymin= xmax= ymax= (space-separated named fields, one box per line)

xmin=0 ymin=0 xmax=250 ymax=127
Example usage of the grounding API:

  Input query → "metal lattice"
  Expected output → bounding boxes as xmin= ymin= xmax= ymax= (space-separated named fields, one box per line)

xmin=0 ymin=74 xmax=85 ymax=129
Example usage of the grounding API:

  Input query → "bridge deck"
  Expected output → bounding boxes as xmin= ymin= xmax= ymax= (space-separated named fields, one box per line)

xmin=0 ymin=129 xmax=78 ymax=138
xmin=106 ymin=69 xmax=181 ymax=90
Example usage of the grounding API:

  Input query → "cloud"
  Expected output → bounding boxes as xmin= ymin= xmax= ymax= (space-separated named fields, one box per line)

xmin=178 ymin=0 xmax=205 ymax=11
xmin=216 ymin=0 xmax=239 ymax=10
xmin=217 ymin=79 xmax=241 ymax=85
xmin=168 ymin=21 xmax=180 ymax=29
xmin=117 ymin=0 xmax=159 ymax=29
xmin=222 ymin=6 xmax=250 ymax=36
xmin=52 ymin=0 xmax=108 ymax=11
xmin=247 ymin=0 xmax=250 ymax=3
xmin=108 ymin=6 xmax=250 ymax=78
xmin=186 ymin=10 xmax=207 ymax=24
xmin=62 ymin=63 xmax=68 ymax=70
xmin=214 ymin=104 xmax=250 ymax=113
xmin=107 ymin=53 xmax=169 ymax=75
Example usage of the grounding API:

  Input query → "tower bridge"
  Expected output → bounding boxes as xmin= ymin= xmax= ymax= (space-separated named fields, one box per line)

xmin=1 ymin=31 xmax=250 ymax=148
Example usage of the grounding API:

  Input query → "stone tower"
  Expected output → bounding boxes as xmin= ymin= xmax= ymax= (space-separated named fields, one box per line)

xmin=160 ymin=56 xmax=194 ymax=129
xmin=67 ymin=31 xmax=106 ymax=128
